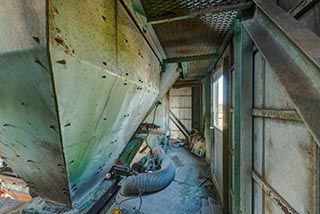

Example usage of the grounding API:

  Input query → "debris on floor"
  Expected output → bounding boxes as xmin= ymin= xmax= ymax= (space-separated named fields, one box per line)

xmin=106 ymin=146 xmax=221 ymax=214
xmin=0 ymin=198 xmax=24 ymax=214
xmin=188 ymin=129 xmax=206 ymax=157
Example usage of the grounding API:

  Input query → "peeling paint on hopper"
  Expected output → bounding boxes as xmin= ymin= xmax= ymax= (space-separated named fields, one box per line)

xmin=0 ymin=0 xmax=160 ymax=208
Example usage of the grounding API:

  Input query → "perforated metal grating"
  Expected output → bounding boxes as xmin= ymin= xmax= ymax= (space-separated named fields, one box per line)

xmin=140 ymin=0 xmax=250 ymax=76
xmin=152 ymin=11 xmax=237 ymax=58
xmin=141 ymin=0 xmax=251 ymax=21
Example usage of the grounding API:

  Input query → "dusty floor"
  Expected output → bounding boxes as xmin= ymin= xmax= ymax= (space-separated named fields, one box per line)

xmin=106 ymin=146 xmax=222 ymax=214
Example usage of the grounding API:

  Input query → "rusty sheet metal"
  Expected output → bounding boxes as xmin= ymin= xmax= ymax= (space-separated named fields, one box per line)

xmin=0 ymin=0 xmax=160 ymax=209
xmin=252 ymin=171 xmax=299 ymax=214
xmin=252 ymin=109 xmax=303 ymax=122
xmin=252 ymin=48 xmax=319 ymax=213
xmin=0 ymin=175 xmax=32 ymax=202
xmin=0 ymin=0 xmax=70 ymax=206
xmin=49 ymin=0 xmax=160 ymax=207
xmin=244 ymin=1 xmax=320 ymax=147
xmin=263 ymin=115 xmax=318 ymax=214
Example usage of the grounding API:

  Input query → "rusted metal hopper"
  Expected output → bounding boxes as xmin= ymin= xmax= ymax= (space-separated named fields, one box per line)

xmin=0 ymin=0 xmax=160 ymax=207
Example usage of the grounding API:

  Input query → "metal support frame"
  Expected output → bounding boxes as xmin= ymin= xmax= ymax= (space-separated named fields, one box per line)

xmin=290 ymin=0 xmax=320 ymax=18
xmin=244 ymin=0 xmax=320 ymax=147
xmin=169 ymin=109 xmax=190 ymax=138
xmin=163 ymin=54 xmax=217 ymax=64
xmin=87 ymin=180 xmax=120 ymax=214
xmin=252 ymin=171 xmax=299 ymax=214
xmin=252 ymin=109 xmax=303 ymax=122
xmin=222 ymin=56 xmax=230 ymax=212
xmin=203 ymin=73 xmax=212 ymax=162
xmin=146 ymin=2 xmax=252 ymax=25
xmin=233 ymin=16 xmax=253 ymax=214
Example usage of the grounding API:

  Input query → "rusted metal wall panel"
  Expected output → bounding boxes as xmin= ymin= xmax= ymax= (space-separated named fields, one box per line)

xmin=253 ymin=51 xmax=265 ymax=214
xmin=48 ymin=0 xmax=160 ymax=207
xmin=0 ymin=0 xmax=70 ymax=206
xmin=264 ymin=64 xmax=295 ymax=109
xmin=253 ymin=50 xmax=319 ymax=213
xmin=0 ymin=0 xmax=161 ymax=208
xmin=264 ymin=119 xmax=318 ymax=214
xmin=297 ymin=2 xmax=320 ymax=36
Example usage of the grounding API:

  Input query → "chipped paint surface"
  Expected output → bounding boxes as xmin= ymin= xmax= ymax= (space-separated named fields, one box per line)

xmin=0 ymin=1 xmax=70 ymax=206
xmin=0 ymin=0 xmax=160 ymax=208
xmin=48 ymin=0 xmax=160 ymax=207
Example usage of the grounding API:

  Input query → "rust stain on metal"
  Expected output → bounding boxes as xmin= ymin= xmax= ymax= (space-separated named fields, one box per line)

xmin=263 ymin=185 xmax=290 ymax=214
xmin=56 ymin=59 xmax=66 ymax=65
xmin=252 ymin=109 xmax=302 ymax=122
xmin=260 ymin=111 xmax=295 ymax=121
xmin=275 ymin=198 xmax=290 ymax=214
xmin=54 ymin=34 xmax=75 ymax=57
xmin=52 ymin=5 xmax=59 ymax=15
xmin=252 ymin=171 xmax=298 ymax=214
xmin=174 ymin=49 xmax=195 ymax=55
xmin=55 ymin=35 xmax=65 ymax=45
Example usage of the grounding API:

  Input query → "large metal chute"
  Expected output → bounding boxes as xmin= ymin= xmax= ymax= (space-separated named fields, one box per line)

xmin=0 ymin=0 xmax=161 ymax=208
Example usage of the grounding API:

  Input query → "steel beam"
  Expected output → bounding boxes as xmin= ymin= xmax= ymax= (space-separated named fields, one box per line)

xmin=169 ymin=109 xmax=190 ymax=138
xmin=254 ymin=0 xmax=320 ymax=68
xmin=252 ymin=109 xmax=303 ymax=122
xmin=252 ymin=171 xmax=299 ymax=214
xmin=147 ymin=2 xmax=252 ymax=25
xmin=222 ymin=56 xmax=230 ymax=212
xmin=203 ymin=73 xmax=212 ymax=162
xmin=243 ymin=1 xmax=320 ymax=147
xmin=163 ymin=54 xmax=217 ymax=64
xmin=233 ymin=16 xmax=253 ymax=214
xmin=290 ymin=0 xmax=320 ymax=18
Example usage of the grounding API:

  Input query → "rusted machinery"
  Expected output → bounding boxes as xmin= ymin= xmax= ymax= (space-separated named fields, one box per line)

xmin=0 ymin=0 xmax=163 ymax=209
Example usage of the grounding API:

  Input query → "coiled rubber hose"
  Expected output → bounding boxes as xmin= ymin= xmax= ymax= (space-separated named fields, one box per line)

xmin=120 ymin=153 xmax=176 ymax=196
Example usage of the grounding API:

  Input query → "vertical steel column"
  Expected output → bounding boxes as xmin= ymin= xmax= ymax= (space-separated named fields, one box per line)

xmin=204 ymin=73 xmax=212 ymax=163
xmin=222 ymin=56 xmax=230 ymax=212
xmin=234 ymin=16 xmax=253 ymax=214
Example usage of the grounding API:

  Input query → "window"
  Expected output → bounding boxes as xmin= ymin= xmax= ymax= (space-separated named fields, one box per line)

xmin=213 ymin=75 xmax=223 ymax=129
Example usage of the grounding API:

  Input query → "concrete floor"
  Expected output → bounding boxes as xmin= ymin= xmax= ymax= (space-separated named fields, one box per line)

xmin=106 ymin=146 xmax=222 ymax=214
